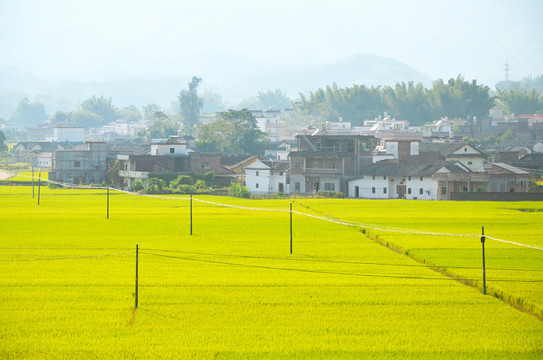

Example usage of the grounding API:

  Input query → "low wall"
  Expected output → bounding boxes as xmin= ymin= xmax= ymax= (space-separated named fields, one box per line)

xmin=450 ymin=192 xmax=543 ymax=201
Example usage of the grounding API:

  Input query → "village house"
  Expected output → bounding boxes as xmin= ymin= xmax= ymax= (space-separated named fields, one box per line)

xmin=348 ymin=160 xmax=528 ymax=200
xmin=117 ymin=135 xmax=235 ymax=190
xmin=244 ymin=159 xmax=290 ymax=195
xmin=51 ymin=142 xmax=108 ymax=184
xmin=288 ymin=122 xmax=376 ymax=195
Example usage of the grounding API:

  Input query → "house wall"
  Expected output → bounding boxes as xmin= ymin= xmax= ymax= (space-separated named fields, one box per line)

xmin=52 ymin=143 xmax=107 ymax=184
xmin=349 ymin=175 xmax=438 ymax=200
xmin=151 ymin=143 xmax=187 ymax=156
xmin=245 ymin=168 xmax=271 ymax=194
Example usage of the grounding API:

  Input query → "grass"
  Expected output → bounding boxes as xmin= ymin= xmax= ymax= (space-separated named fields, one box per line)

xmin=0 ymin=186 xmax=542 ymax=359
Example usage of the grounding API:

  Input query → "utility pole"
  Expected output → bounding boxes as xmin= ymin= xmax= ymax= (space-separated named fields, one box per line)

xmin=290 ymin=202 xmax=293 ymax=254
xmin=481 ymin=226 xmax=486 ymax=295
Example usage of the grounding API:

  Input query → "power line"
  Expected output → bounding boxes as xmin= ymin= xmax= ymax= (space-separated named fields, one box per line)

xmin=141 ymin=248 xmax=543 ymax=273
xmin=140 ymin=251 xmax=543 ymax=283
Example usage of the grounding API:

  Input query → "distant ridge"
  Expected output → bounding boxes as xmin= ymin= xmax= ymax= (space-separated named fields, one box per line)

xmin=0 ymin=53 xmax=431 ymax=117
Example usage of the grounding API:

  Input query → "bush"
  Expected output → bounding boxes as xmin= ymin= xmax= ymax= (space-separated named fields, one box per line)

xmin=170 ymin=175 xmax=194 ymax=188
xmin=316 ymin=190 xmax=344 ymax=198
xmin=230 ymin=182 xmax=250 ymax=198
xmin=132 ymin=181 xmax=144 ymax=192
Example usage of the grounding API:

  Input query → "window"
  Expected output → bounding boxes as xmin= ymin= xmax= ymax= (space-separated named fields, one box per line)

xmin=202 ymin=162 xmax=210 ymax=169
xmin=74 ymin=161 xmax=81 ymax=168
xmin=372 ymin=187 xmax=376 ymax=194
xmin=510 ymin=187 xmax=515 ymax=192
xmin=295 ymin=182 xmax=300 ymax=191
xmin=328 ymin=162 xmax=336 ymax=169
xmin=383 ymin=187 xmax=387 ymax=194
xmin=333 ymin=142 xmax=339 ymax=151
xmin=313 ymin=162 xmax=319 ymax=168
xmin=408 ymin=188 xmax=412 ymax=194
xmin=325 ymin=183 xmax=335 ymax=191
xmin=348 ymin=143 xmax=354 ymax=152
xmin=408 ymin=176 xmax=411 ymax=181
xmin=464 ymin=148 xmax=468 ymax=152
xmin=462 ymin=186 xmax=468 ymax=192
xmin=383 ymin=175 xmax=387 ymax=180
xmin=419 ymin=188 xmax=423 ymax=195
xmin=372 ymin=175 xmax=376 ymax=180
xmin=468 ymin=161 xmax=473 ymax=165
xmin=295 ymin=162 xmax=301 ymax=170
xmin=521 ymin=181 xmax=525 ymax=186
xmin=420 ymin=176 xmax=423 ymax=181
xmin=316 ymin=142 xmax=321 ymax=150
xmin=279 ymin=172 xmax=283 ymax=176
xmin=170 ymin=148 xmax=175 ymax=154
xmin=441 ymin=187 xmax=447 ymax=195
xmin=256 ymin=171 xmax=259 ymax=176
xmin=256 ymin=183 xmax=259 ymax=188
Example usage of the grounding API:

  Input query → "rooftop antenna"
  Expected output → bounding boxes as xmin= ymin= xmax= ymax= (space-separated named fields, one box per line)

xmin=504 ymin=62 xmax=510 ymax=82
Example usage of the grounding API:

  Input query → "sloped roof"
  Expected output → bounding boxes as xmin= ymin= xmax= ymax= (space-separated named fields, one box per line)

xmin=361 ymin=161 xmax=467 ymax=176
xmin=492 ymin=163 xmax=528 ymax=175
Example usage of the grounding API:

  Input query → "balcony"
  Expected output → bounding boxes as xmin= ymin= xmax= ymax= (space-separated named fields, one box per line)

xmin=303 ymin=167 xmax=343 ymax=175
xmin=119 ymin=170 xmax=148 ymax=179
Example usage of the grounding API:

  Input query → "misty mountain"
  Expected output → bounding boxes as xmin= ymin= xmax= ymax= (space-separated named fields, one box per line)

xmin=0 ymin=53 xmax=431 ymax=118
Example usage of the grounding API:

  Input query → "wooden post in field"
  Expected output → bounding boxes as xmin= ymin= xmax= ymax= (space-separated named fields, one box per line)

xmin=135 ymin=244 xmax=139 ymax=309
xmin=481 ymin=226 xmax=486 ymax=295
xmin=107 ymin=187 xmax=110 ymax=219
xmin=290 ymin=202 xmax=293 ymax=254
xmin=37 ymin=173 xmax=41 ymax=205
xmin=190 ymin=194 xmax=193 ymax=236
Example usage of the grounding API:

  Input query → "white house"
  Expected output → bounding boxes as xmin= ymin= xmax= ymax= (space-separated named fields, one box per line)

xmin=348 ymin=162 xmax=457 ymax=200
xmin=32 ymin=152 xmax=53 ymax=169
xmin=244 ymin=159 xmax=290 ymax=195
xmin=150 ymin=135 xmax=189 ymax=156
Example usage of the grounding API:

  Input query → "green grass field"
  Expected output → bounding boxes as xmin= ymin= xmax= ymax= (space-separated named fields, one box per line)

xmin=0 ymin=186 xmax=542 ymax=359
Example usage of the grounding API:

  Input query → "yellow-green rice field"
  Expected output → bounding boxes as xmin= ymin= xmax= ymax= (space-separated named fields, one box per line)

xmin=0 ymin=186 xmax=542 ymax=359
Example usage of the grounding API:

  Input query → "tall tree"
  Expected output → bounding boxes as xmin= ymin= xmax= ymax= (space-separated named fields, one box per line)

xmin=80 ymin=95 xmax=119 ymax=123
xmin=9 ymin=97 xmax=48 ymax=128
xmin=495 ymin=88 xmax=543 ymax=115
xmin=257 ymin=89 xmax=291 ymax=110
xmin=383 ymin=82 xmax=432 ymax=126
xmin=201 ymin=90 xmax=227 ymax=113
xmin=178 ymin=76 xmax=203 ymax=133
xmin=196 ymin=109 xmax=268 ymax=154
xmin=0 ymin=130 xmax=7 ymax=152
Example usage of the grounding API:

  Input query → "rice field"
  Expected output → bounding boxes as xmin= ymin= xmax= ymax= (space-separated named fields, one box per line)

xmin=0 ymin=185 xmax=542 ymax=359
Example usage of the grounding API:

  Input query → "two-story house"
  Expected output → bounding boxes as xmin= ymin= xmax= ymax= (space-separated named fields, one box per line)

xmin=288 ymin=127 xmax=376 ymax=195
xmin=244 ymin=159 xmax=290 ymax=195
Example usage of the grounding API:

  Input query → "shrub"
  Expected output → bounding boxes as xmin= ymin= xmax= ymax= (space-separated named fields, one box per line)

xmin=316 ymin=190 xmax=344 ymax=198
xmin=231 ymin=182 xmax=250 ymax=198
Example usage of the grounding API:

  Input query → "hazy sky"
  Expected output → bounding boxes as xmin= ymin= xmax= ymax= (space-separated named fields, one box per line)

xmin=1 ymin=0 xmax=542 ymax=84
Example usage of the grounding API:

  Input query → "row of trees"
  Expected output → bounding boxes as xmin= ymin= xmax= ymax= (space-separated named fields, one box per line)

xmin=295 ymin=75 xmax=543 ymax=127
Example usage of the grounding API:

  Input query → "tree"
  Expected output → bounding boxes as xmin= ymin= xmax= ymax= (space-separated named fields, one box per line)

xmin=201 ymin=90 xmax=227 ymax=113
xmin=50 ymin=111 xmax=71 ymax=124
xmin=118 ymin=105 xmax=142 ymax=122
xmin=80 ymin=95 xmax=118 ymax=123
xmin=178 ymin=76 xmax=203 ymax=133
xmin=142 ymin=104 xmax=161 ymax=120
xmin=220 ymin=109 xmax=268 ymax=154
xmin=383 ymin=82 xmax=432 ymax=126
xmin=139 ymin=111 xmax=181 ymax=139
xmin=196 ymin=109 xmax=268 ymax=154
xmin=495 ymin=88 xmax=543 ymax=116
xmin=70 ymin=110 xmax=104 ymax=128
xmin=9 ymin=97 xmax=48 ymax=128
xmin=0 ymin=130 xmax=7 ymax=152
xmin=257 ymin=89 xmax=291 ymax=110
